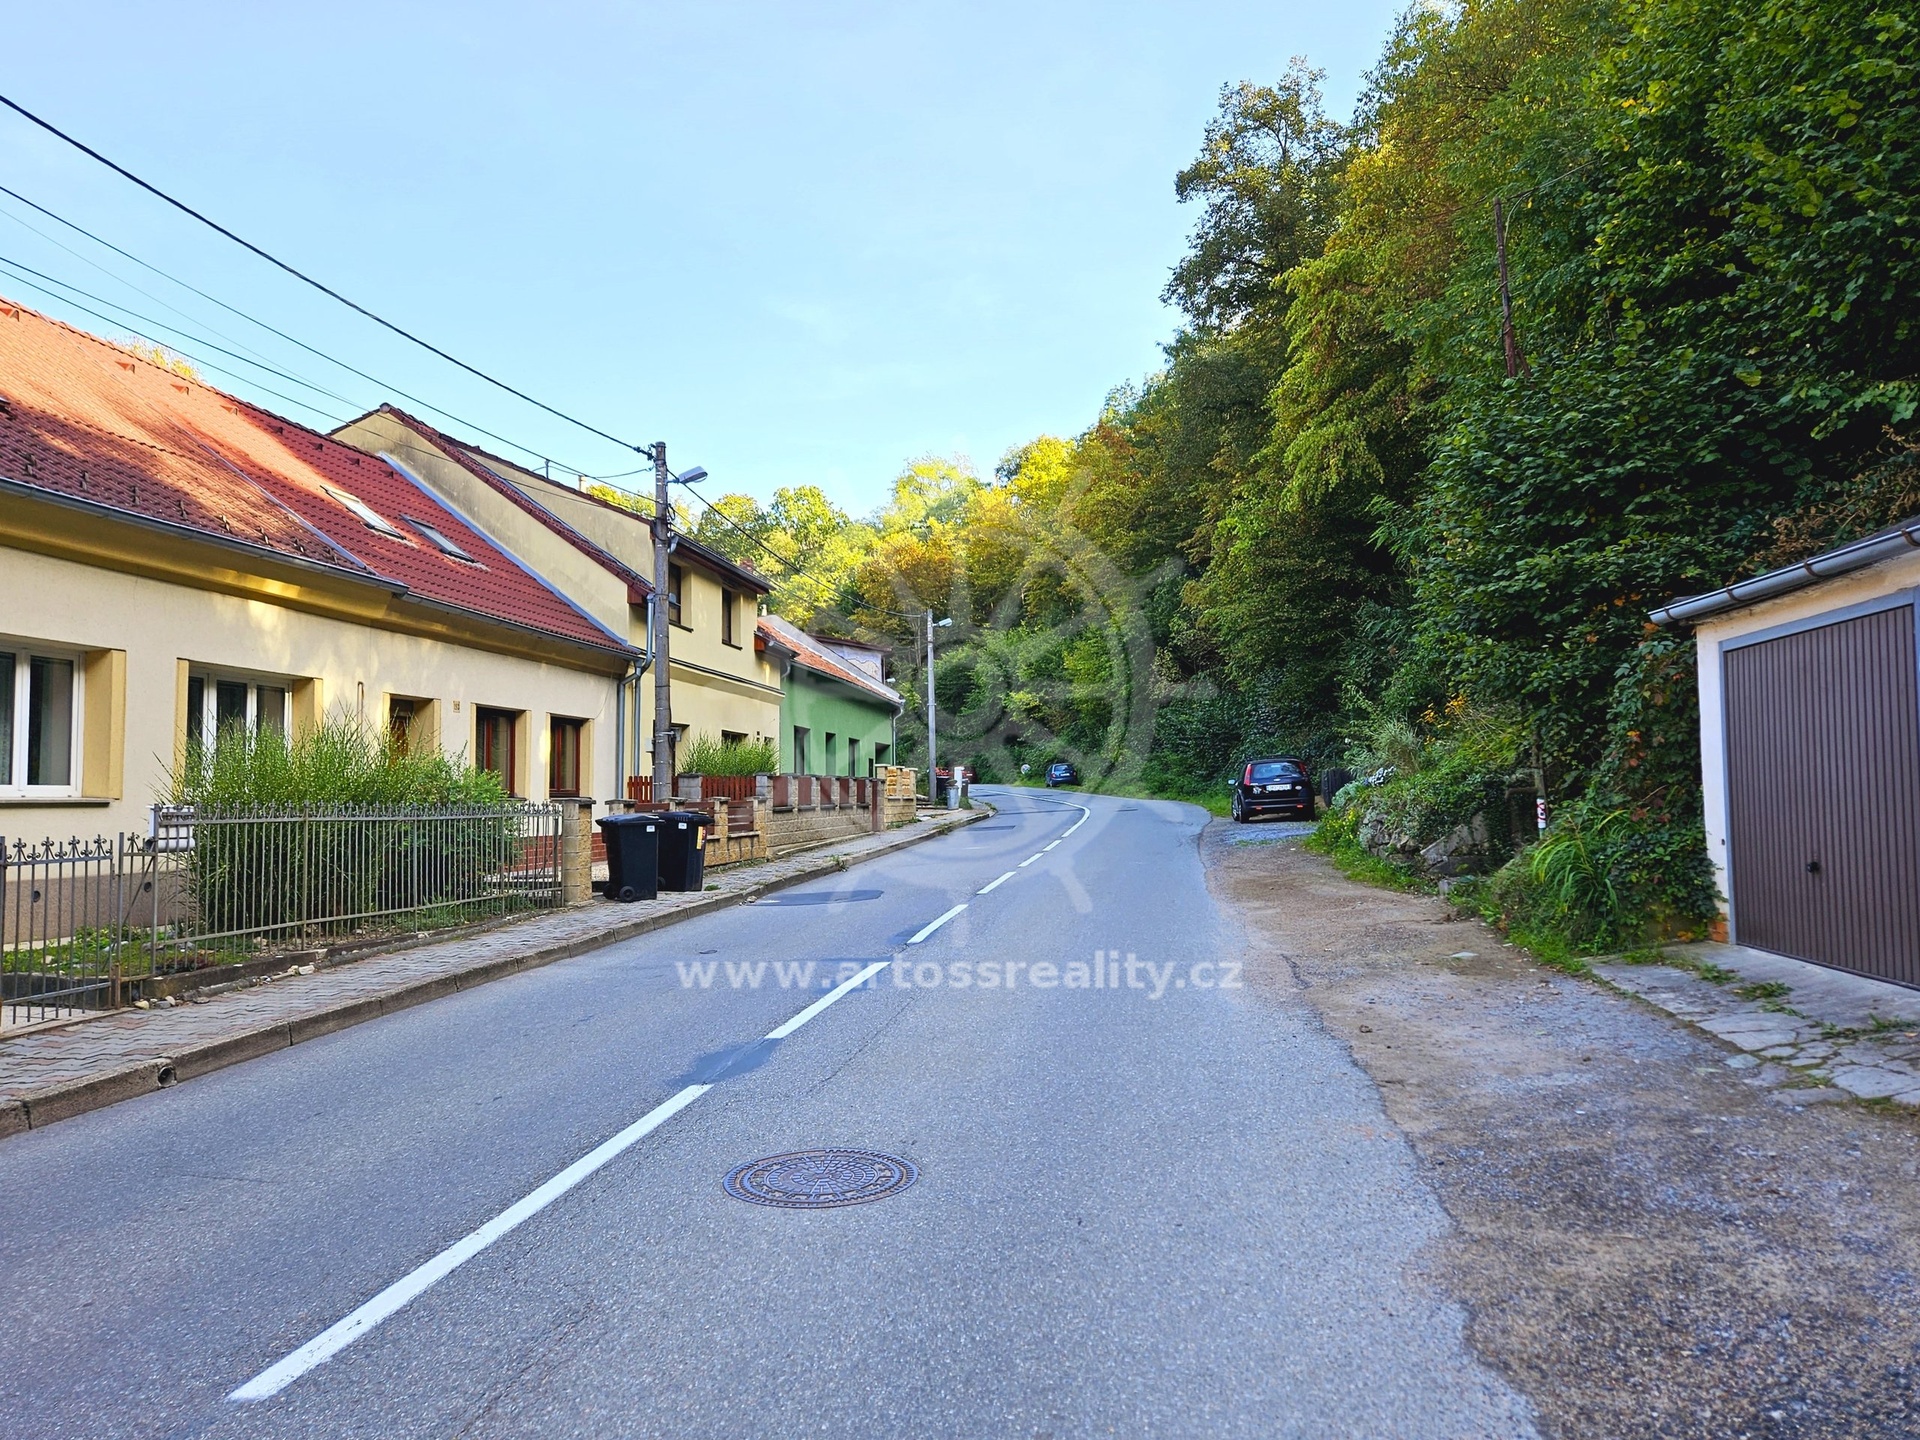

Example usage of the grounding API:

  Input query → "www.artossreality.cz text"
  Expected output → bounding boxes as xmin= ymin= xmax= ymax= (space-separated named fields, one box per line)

xmin=674 ymin=951 xmax=1240 ymax=1000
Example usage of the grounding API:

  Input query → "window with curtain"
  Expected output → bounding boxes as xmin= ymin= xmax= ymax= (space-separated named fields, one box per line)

xmin=183 ymin=671 xmax=289 ymax=755
xmin=549 ymin=716 xmax=584 ymax=796
xmin=1 ymin=647 xmax=79 ymax=794
xmin=476 ymin=707 xmax=519 ymax=794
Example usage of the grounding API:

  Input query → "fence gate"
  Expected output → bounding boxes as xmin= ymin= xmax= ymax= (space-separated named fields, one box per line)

xmin=1724 ymin=602 xmax=1920 ymax=986
xmin=0 ymin=835 xmax=134 ymax=1028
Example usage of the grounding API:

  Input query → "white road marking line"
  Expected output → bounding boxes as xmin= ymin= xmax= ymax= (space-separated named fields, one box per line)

xmin=237 ymin=802 xmax=1095 ymax=1403
xmin=765 ymin=959 xmax=891 ymax=1039
xmin=907 ymin=904 xmax=967 ymax=944
xmin=1042 ymin=839 xmax=1061 ymax=851
xmin=231 ymin=955 xmax=895 ymax=1405
xmin=1018 ymin=853 xmax=1044 ymax=867
xmin=228 ymin=1081 xmax=711 ymax=1403
xmin=977 ymin=871 xmax=1016 ymax=894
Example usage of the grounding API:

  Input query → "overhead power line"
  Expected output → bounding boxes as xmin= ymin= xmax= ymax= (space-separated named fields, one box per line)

xmin=0 ymin=182 xmax=620 ymax=476
xmin=668 ymin=472 xmax=924 ymax=623
xmin=0 ymin=261 xmax=352 ymax=427
xmin=0 ymin=91 xmax=656 ymax=463
xmin=0 ymin=252 xmax=366 ymax=410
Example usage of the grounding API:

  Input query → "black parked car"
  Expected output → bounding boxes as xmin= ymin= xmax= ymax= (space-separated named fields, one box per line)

xmin=1045 ymin=761 xmax=1080 ymax=788
xmin=1230 ymin=756 xmax=1313 ymax=822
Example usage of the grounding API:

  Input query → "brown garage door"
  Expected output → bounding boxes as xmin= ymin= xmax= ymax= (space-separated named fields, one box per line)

xmin=1724 ymin=601 xmax=1920 ymax=986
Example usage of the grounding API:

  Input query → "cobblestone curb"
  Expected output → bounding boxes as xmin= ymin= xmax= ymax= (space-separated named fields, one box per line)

xmin=0 ymin=808 xmax=989 ymax=1137
xmin=1595 ymin=942 xmax=1920 ymax=1107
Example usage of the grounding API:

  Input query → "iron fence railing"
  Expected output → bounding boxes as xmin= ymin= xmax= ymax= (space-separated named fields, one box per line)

xmin=1 ymin=802 xmax=562 ymax=1031
xmin=0 ymin=834 xmax=131 ymax=1026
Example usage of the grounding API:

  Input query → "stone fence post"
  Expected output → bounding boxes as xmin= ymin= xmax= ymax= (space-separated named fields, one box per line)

xmin=557 ymin=797 xmax=596 ymax=906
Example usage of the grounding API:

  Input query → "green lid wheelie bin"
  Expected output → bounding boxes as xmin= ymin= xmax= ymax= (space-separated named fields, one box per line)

xmin=596 ymin=812 xmax=661 ymax=902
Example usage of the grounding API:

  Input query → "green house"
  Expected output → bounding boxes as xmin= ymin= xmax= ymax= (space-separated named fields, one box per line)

xmin=757 ymin=616 xmax=902 ymax=776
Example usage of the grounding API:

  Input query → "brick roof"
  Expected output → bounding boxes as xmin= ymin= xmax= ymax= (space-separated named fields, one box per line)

xmin=0 ymin=300 xmax=631 ymax=656
xmin=356 ymin=408 xmax=772 ymax=600
xmin=758 ymin=614 xmax=902 ymax=707
xmin=358 ymin=406 xmax=655 ymax=603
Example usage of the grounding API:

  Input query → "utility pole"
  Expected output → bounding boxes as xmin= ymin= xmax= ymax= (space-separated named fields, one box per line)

xmin=925 ymin=608 xmax=937 ymax=797
xmin=1494 ymin=196 xmax=1529 ymax=379
xmin=651 ymin=441 xmax=672 ymax=798
xmin=924 ymin=609 xmax=953 ymax=799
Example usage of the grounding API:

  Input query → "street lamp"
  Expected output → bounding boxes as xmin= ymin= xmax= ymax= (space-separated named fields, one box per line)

xmin=927 ymin=611 xmax=952 ymax=799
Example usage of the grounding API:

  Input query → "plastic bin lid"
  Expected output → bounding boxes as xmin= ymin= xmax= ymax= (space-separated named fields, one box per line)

xmin=657 ymin=809 xmax=714 ymax=826
xmin=597 ymin=812 xmax=659 ymax=828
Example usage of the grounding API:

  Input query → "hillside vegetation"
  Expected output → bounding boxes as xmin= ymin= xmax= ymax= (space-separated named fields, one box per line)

xmin=694 ymin=0 xmax=1919 ymax=950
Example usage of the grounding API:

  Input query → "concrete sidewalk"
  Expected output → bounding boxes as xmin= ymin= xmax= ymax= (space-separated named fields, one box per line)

xmin=0 ymin=808 xmax=985 ymax=1137
xmin=1597 ymin=941 xmax=1920 ymax=1105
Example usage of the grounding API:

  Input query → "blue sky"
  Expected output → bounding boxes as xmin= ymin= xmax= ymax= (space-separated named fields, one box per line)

xmin=1 ymin=2 xmax=1402 ymax=514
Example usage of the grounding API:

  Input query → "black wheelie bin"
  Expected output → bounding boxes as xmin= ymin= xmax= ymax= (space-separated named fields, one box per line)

xmin=596 ymin=812 xmax=662 ymax=902
xmin=655 ymin=809 xmax=713 ymax=892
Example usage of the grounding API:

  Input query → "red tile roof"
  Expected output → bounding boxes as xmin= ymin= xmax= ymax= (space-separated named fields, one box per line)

xmin=0 ymin=300 xmax=631 ymax=656
xmin=453 ymin=437 xmax=775 ymax=599
xmin=352 ymin=408 xmax=772 ymax=600
xmin=758 ymin=614 xmax=902 ymax=707
xmin=357 ymin=406 xmax=654 ymax=603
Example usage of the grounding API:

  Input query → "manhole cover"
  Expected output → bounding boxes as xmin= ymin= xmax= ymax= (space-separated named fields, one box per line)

xmin=722 ymin=1149 xmax=918 ymax=1209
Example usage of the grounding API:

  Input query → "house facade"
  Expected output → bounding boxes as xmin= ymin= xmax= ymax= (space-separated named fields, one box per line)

xmin=1653 ymin=519 xmax=1920 ymax=988
xmin=757 ymin=615 xmax=902 ymax=775
xmin=331 ymin=408 xmax=781 ymax=790
xmin=0 ymin=302 xmax=635 ymax=838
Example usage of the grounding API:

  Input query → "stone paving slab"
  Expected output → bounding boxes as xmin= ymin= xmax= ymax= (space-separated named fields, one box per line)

xmin=0 ymin=809 xmax=987 ymax=1138
xmin=1595 ymin=941 xmax=1920 ymax=1107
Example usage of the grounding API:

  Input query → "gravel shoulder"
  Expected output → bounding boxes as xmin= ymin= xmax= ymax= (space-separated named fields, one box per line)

xmin=1204 ymin=821 xmax=1920 ymax=1440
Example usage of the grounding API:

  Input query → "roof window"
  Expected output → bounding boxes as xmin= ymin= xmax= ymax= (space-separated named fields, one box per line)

xmin=322 ymin=486 xmax=406 ymax=539
xmin=411 ymin=518 xmax=481 ymax=564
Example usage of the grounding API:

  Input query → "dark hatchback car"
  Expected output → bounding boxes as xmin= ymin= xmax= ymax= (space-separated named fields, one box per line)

xmin=1230 ymin=756 xmax=1313 ymax=822
xmin=1045 ymin=761 xmax=1080 ymax=787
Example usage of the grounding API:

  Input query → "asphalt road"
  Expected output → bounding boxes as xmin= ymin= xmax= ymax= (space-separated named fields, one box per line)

xmin=0 ymin=790 xmax=1535 ymax=1439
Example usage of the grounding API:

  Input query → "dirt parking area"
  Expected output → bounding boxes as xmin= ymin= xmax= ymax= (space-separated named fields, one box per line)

xmin=1206 ymin=825 xmax=1920 ymax=1440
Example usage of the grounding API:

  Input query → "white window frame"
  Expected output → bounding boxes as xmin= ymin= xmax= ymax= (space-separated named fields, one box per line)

xmin=185 ymin=668 xmax=292 ymax=753
xmin=0 ymin=639 xmax=84 ymax=799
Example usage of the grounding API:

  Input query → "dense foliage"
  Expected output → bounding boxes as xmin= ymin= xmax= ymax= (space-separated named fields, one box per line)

xmin=677 ymin=733 xmax=779 ymax=778
xmin=173 ymin=716 xmax=509 ymax=809
xmin=696 ymin=0 xmax=1918 ymax=947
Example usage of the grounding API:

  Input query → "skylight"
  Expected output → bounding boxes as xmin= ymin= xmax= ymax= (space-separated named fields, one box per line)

xmin=322 ymin=486 xmax=406 ymax=539
xmin=411 ymin=518 xmax=480 ymax=564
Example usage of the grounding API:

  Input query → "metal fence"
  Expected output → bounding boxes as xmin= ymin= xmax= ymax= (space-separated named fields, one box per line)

xmin=1 ymin=803 xmax=562 ymax=1030
xmin=0 ymin=834 xmax=133 ymax=1025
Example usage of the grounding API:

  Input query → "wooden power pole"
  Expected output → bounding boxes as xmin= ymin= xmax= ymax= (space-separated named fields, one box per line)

xmin=651 ymin=441 xmax=673 ymax=797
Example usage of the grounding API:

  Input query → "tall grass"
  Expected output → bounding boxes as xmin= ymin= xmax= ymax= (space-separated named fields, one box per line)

xmin=678 ymin=732 xmax=777 ymax=778
xmin=172 ymin=715 xmax=508 ymax=808
xmin=162 ymin=716 xmax=526 ymax=951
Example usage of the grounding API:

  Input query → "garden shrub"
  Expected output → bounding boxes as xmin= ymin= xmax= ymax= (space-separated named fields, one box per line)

xmin=678 ymin=733 xmax=779 ymax=777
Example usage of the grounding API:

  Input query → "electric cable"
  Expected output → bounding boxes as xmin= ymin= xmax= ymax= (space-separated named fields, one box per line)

xmin=0 ymin=92 xmax=656 ymax=462
xmin=0 ymin=181 xmax=617 ymax=476
xmin=0 ymin=252 xmax=370 ymax=413
xmin=0 ymin=263 xmax=350 ymax=428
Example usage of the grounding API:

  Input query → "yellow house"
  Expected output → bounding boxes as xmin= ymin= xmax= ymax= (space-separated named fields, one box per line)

xmin=331 ymin=409 xmax=782 ymax=791
xmin=0 ymin=302 xmax=635 ymax=838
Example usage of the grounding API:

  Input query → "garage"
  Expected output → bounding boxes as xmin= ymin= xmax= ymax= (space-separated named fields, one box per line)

xmin=1656 ymin=519 xmax=1920 ymax=988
